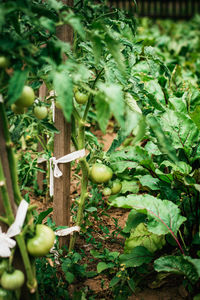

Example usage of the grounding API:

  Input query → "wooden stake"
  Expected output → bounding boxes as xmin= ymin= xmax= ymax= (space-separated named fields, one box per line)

xmin=37 ymin=83 xmax=47 ymax=203
xmin=53 ymin=0 xmax=73 ymax=247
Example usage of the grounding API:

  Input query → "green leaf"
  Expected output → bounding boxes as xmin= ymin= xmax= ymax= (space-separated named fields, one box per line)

xmin=109 ymin=146 xmax=154 ymax=173
xmin=139 ymin=175 xmax=160 ymax=191
xmin=119 ymin=246 xmax=153 ymax=267
xmin=95 ymin=92 xmax=111 ymax=133
xmin=97 ymin=262 xmax=114 ymax=273
xmin=36 ymin=208 xmax=53 ymax=224
xmin=121 ymin=180 xmax=139 ymax=194
xmin=65 ymin=271 xmax=75 ymax=284
xmin=123 ymin=210 xmax=147 ymax=233
xmin=127 ymin=278 xmax=136 ymax=292
xmin=147 ymin=115 xmax=178 ymax=163
xmin=109 ymin=275 xmax=121 ymax=288
xmin=124 ymin=223 xmax=166 ymax=253
xmin=110 ymin=194 xmax=186 ymax=236
xmin=160 ymin=109 xmax=200 ymax=155
xmin=41 ymin=121 xmax=60 ymax=133
xmin=154 ymin=256 xmax=200 ymax=284
xmin=64 ymin=12 xmax=85 ymax=40
xmin=7 ymin=69 xmax=28 ymax=105
xmin=97 ymin=82 xmax=125 ymax=130
xmin=105 ymin=33 xmax=126 ymax=74
xmin=90 ymin=33 xmax=102 ymax=65
xmin=53 ymin=69 xmax=73 ymax=122
xmin=107 ymin=130 xmax=127 ymax=154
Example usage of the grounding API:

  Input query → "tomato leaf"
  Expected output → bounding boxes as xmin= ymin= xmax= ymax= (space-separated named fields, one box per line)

xmin=36 ymin=208 xmax=53 ymax=225
xmin=95 ymin=92 xmax=111 ymax=133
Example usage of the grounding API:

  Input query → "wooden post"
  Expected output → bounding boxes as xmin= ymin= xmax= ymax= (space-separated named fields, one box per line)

xmin=37 ymin=83 xmax=47 ymax=203
xmin=53 ymin=0 xmax=73 ymax=247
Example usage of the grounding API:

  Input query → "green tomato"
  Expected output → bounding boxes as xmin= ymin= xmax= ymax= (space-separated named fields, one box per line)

xmin=1 ymin=270 xmax=24 ymax=290
xmin=102 ymin=187 xmax=112 ymax=196
xmin=27 ymin=224 xmax=55 ymax=257
xmin=111 ymin=180 xmax=122 ymax=195
xmin=74 ymin=91 xmax=89 ymax=104
xmin=15 ymin=86 xmax=35 ymax=108
xmin=90 ymin=163 xmax=113 ymax=184
xmin=34 ymin=106 xmax=48 ymax=120
xmin=0 ymin=288 xmax=12 ymax=300
xmin=0 ymin=260 xmax=8 ymax=277
xmin=0 ymin=56 xmax=9 ymax=69
xmin=11 ymin=104 xmax=25 ymax=114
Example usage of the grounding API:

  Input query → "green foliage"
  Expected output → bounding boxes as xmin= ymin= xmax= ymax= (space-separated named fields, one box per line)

xmin=124 ymin=223 xmax=166 ymax=253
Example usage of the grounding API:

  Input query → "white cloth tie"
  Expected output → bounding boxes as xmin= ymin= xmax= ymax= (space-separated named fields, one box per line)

xmin=0 ymin=200 xmax=29 ymax=257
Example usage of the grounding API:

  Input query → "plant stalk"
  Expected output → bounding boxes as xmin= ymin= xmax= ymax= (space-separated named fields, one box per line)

xmin=0 ymin=102 xmax=22 ymax=205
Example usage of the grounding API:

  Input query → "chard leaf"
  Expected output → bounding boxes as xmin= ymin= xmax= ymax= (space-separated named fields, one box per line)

xmin=110 ymin=194 xmax=186 ymax=236
xmin=124 ymin=223 xmax=166 ymax=253
xmin=154 ymin=256 xmax=200 ymax=284
xmin=147 ymin=115 xmax=178 ymax=163
xmin=160 ymin=109 xmax=199 ymax=156
xmin=109 ymin=146 xmax=154 ymax=173
xmin=139 ymin=175 xmax=160 ymax=191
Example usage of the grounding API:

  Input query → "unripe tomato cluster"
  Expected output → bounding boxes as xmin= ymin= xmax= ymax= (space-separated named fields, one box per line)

xmin=11 ymin=85 xmax=48 ymax=120
xmin=0 ymin=225 xmax=55 ymax=293
xmin=89 ymin=163 xmax=122 ymax=196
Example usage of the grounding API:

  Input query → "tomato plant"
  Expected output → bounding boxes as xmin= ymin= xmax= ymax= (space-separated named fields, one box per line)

xmin=90 ymin=163 xmax=113 ymax=184
xmin=33 ymin=106 xmax=48 ymax=120
xmin=15 ymin=86 xmax=35 ymax=108
xmin=1 ymin=270 xmax=24 ymax=290
xmin=27 ymin=224 xmax=55 ymax=257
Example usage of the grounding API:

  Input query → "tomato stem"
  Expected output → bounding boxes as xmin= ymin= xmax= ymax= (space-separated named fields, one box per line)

xmin=0 ymin=103 xmax=22 ymax=205
xmin=0 ymin=157 xmax=15 ymax=225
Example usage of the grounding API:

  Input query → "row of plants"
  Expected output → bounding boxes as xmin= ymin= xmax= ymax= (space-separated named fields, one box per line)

xmin=0 ymin=0 xmax=200 ymax=298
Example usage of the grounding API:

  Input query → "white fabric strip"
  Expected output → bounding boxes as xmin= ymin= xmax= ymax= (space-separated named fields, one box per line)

xmin=55 ymin=226 xmax=80 ymax=236
xmin=0 ymin=200 xmax=29 ymax=257
xmin=38 ymin=149 xmax=86 ymax=196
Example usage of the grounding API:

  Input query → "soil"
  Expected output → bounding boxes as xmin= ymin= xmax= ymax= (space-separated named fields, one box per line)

xmin=30 ymin=127 xmax=192 ymax=300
